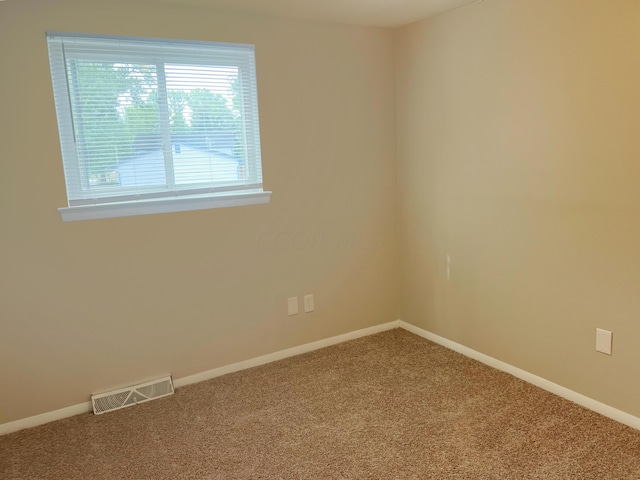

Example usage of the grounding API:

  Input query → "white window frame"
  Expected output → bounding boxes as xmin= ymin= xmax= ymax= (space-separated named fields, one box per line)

xmin=46 ymin=32 xmax=271 ymax=221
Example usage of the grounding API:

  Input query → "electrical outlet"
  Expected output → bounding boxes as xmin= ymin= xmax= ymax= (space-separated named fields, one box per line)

xmin=287 ymin=297 xmax=299 ymax=316
xmin=596 ymin=328 xmax=612 ymax=355
xmin=304 ymin=294 xmax=315 ymax=313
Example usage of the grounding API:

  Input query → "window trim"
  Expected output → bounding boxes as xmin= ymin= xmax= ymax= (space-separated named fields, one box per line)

xmin=47 ymin=32 xmax=269 ymax=221
xmin=58 ymin=190 xmax=272 ymax=222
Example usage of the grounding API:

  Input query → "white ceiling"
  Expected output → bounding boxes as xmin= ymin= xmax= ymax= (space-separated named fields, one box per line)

xmin=144 ymin=0 xmax=482 ymax=28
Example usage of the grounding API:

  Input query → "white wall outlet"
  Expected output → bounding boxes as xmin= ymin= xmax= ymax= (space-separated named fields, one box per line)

xmin=304 ymin=294 xmax=315 ymax=313
xmin=287 ymin=297 xmax=299 ymax=316
xmin=595 ymin=328 xmax=612 ymax=355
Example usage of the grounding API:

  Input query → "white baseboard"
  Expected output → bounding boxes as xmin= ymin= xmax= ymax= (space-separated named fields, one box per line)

xmin=7 ymin=319 xmax=636 ymax=436
xmin=0 ymin=402 xmax=93 ymax=437
xmin=174 ymin=320 xmax=401 ymax=388
xmin=399 ymin=320 xmax=640 ymax=431
xmin=0 ymin=320 xmax=400 ymax=436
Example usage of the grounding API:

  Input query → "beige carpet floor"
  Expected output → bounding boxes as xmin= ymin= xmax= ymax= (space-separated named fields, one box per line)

xmin=1 ymin=328 xmax=640 ymax=479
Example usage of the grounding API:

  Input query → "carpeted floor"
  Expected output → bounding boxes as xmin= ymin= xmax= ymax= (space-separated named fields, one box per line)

xmin=1 ymin=328 xmax=640 ymax=479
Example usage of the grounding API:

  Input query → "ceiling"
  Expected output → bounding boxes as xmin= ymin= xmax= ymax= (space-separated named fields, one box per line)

xmin=142 ymin=0 xmax=482 ymax=28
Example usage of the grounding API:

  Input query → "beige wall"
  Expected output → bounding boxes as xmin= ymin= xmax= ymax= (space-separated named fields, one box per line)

xmin=0 ymin=0 xmax=398 ymax=424
xmin=396 ymin=0 xmax=640 ymax=417
xmin=4 ymin=0 xmax=640 ymax=428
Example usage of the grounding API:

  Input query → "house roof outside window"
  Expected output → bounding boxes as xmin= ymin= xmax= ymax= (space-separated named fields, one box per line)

xmin=115 ymin=133 xmax=242 ymax=187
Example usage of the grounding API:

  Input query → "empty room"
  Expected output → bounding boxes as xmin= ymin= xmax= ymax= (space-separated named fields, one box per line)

xmin=1 ymin=0 xmax=640 ymax=477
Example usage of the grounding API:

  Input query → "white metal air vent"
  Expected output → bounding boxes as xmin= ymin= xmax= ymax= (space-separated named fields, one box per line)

xmin=91 ymin=376 xmax=174 ymax=415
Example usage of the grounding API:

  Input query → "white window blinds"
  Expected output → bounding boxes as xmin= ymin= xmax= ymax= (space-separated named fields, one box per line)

xmin=46 ymin=32 xmax=269 ymax=221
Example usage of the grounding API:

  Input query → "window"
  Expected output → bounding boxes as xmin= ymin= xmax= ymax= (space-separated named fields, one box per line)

xmin=46 ymin=32 xmax=270 ymax=221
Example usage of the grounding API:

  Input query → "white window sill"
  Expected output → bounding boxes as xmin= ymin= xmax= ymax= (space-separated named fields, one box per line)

xmin=59 ymin=191 xmax=272 ymax=222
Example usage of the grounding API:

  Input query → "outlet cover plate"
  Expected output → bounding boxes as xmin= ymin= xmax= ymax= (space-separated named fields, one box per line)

xmin=287 ymin=297 xmax=299 ymax=316
xmin=596 ymin=328 xmax=612 ymax=355
xmin=304 ymin=294 xmax=314 ymax=313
